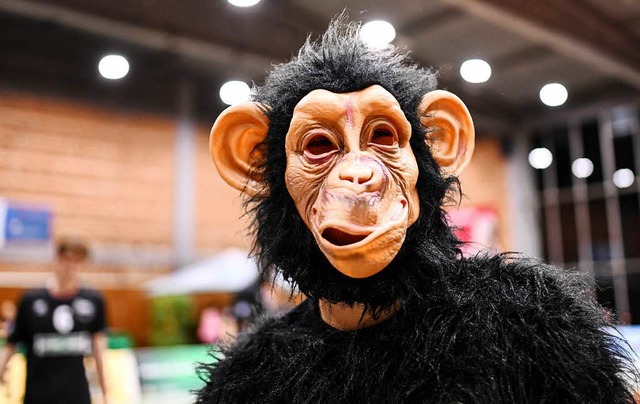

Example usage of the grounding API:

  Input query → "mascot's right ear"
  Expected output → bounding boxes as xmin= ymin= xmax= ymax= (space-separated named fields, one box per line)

xmin=210 ymin=103 xmax=270 ymax=197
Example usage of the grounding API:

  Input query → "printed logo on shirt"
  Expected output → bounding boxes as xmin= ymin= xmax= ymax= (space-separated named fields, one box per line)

xmin=32 ymin=299 xmax=49 ymax=316
xmin=73 ymin=298 xmax=95 ymax=322
xmin=52 ymin=305 xmax=74 ymax=334
xmin=33 ymin=332 xmax=92 ymax=357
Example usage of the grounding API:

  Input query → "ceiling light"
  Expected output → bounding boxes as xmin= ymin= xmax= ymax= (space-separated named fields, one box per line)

xmin=359 ymin=21 xmax=396 ymax=49
xmin=539 ymin=83 xmax=568 ymax=107
xmin=613 ymin=168 xmax=635 ymax=188
xmin=528 ymin=147 xmax=553 ymax=169
xmin=220 ymin=80 xmax=251 ymax=105
xmin=460 ymin=59 xmax=492 ymax=83
xmin=228 ymin=0 xmax=261 ymax=7
xmin=571 ymin=158 xmax=594 ymax=179
xmin=98 ymin=55 xmax=129 ymax=80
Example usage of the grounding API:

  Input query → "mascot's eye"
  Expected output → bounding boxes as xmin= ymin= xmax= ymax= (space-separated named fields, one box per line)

xmin=305 ymin=135 xmax=337 ymax=156
xmin=370 ymin=127 xmax=396 ymax=147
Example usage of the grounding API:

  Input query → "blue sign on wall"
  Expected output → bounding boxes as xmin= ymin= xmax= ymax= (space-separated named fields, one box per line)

xmin=0 ymin=199 xmax=52 ymax=246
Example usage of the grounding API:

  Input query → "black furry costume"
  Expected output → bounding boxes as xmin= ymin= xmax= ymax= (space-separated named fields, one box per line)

xmin=197 ymin=18 xmax=635 ymax=403
xmin=198 ymin=257 xmax=632 ymax=403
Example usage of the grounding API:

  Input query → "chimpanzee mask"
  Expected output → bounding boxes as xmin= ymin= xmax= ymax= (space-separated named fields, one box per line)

xmin=209 ymin=21 xmax=475 ymax=315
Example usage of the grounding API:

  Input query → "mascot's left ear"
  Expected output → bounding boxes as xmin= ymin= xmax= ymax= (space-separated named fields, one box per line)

xmin=209 ymin=103 xmax=270 ymax=197
xmin=419 ymin=90 xmax=475 ymax=175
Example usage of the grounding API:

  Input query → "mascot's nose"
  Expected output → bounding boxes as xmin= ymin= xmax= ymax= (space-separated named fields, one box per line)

xmin=331 ymin=154 xmax=384 ymax=192
xmin=340 ymin=164 xmax=373 ymax=184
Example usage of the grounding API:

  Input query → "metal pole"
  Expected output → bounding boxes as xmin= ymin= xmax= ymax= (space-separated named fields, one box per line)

xmin=542 ymin=137 xmax=564 ymax=265
xmin=173 ymin=78 xmax=196 ymax=267
xmin=599 ymin=111 xmax=630 ymax=322
xmin=568 ymin=119 xmax=594 ymax=276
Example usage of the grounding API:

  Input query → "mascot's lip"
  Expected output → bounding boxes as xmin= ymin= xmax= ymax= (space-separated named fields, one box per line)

xmin=316 ymin=197 xmax=408 ymax=249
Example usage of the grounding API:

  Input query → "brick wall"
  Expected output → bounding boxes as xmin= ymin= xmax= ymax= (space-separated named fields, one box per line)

xmin=0 ymin=91 xmax=176 ymax=247
xmin=0 ymin=90 xmax=256 ymax=279
xmin=194 ymin=125 xmax=252 ymax=254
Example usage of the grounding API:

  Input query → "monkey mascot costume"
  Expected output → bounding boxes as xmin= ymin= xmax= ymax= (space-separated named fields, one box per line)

xmin=197 ymin=18 xmax=635 ymax=403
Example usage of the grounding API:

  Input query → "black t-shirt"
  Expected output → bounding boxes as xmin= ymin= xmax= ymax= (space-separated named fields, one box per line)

xmin=8 ymin=288 xmax=106 ymax=404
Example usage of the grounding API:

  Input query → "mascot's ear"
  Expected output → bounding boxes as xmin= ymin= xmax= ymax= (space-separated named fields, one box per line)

xmin=419 ymin=90 xmax=475 ymax=175
xmin=210 ymin=103 xmax=270 ymax=197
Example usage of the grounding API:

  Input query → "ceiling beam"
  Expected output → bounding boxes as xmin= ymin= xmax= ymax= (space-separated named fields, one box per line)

xmin=442 ymin=0 xmax=640 ymax=90
xmin=490 ymin=45 xmax=552 ymax=73
xmin=278 ymin=0 xmax=331 ymax=36
xmin=0 ymin=0 xmax=274 ymax=79
xmin=399 ymin=6 xmax=462 ymax=36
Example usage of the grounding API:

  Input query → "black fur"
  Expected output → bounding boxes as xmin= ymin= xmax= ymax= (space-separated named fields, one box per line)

xmin=197 ymin=256 xmax=635 ymax=403
xmin=197 ymin=16 xmax=636 ymax=403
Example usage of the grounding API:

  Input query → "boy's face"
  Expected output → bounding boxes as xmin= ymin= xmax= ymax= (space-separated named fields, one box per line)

xmin=54 ymin=251 xmax=86 ymax=283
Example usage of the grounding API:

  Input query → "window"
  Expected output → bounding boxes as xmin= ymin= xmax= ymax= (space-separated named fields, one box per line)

xmin=529 ymin=104 xmax=640 ymax=323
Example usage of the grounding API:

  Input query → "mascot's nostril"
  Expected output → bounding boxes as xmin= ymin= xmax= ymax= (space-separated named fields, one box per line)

xmin=340 ymin=166 xmax=374 ymax=185
xmin=322 ymin=228 xmax=368 ymax=246
xmin=357 ymin=171 xmax=373 ymax=185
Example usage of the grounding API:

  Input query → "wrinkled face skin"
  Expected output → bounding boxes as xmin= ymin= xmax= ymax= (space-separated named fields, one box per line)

xmin=285 ymin=85 xmax=420 ymax=278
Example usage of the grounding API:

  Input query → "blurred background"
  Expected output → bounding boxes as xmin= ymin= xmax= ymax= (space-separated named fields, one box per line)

xmin=0 ymin=0 xmax=638 ymax=402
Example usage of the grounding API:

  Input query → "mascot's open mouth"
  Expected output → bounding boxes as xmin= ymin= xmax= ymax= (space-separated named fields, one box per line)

xmin=321 ymin=227 xmax=370 ymax=246
xmin=315 ymin=198 xmax=409 ymax=249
